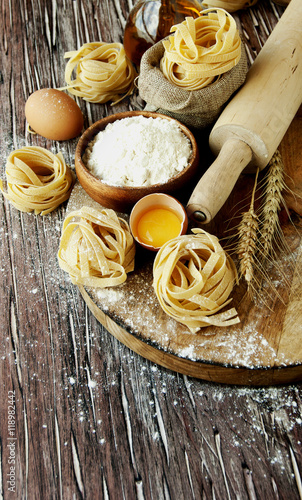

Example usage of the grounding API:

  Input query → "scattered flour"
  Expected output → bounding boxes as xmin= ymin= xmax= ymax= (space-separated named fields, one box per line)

xmin=83 ymin=116 xmax=192 ymax=187
xmin=88 ymin=379 xmax=97 ymax=389
xmin=95 ymin=287 xmax=124 ymax=307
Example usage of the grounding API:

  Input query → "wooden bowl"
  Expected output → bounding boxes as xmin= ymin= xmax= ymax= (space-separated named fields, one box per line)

xmin=75 ymin=111 xmax=199 ymax=212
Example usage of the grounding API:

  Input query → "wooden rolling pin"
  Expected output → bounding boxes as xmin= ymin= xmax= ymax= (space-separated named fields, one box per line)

xmin=186 ymin=0 xmax=302 ymax=223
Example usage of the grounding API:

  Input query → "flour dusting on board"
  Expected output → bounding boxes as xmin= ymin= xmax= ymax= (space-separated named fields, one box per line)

xmin=96 ymin=288 xmax=124 ymax=308
xmin=87 ymin=262 xmax=290 ymax=368
xmin=68 ymin=183 xmax=302 ymax=372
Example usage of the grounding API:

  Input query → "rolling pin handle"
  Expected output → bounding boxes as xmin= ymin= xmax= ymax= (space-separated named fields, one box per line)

xmin=186 ymin=139 xmax=253 ymax=224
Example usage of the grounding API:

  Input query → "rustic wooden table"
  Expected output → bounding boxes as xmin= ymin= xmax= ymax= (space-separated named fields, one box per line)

xmin=1 ymin=0 xmax=302 ymax=498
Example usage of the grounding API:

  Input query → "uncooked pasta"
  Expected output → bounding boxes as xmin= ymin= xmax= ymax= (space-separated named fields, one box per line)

xmin=62 ymin=42 xmax=137 ymax=104
xmin=0 ymin=146 xmax=74 ymax=215
xmin=58 ymin=206 xmax=135 ymax=288
xmin=201 ymin=0 xmax=258 ymax=12
xmin=153 ymin=228 xmax=239 ymax=332
xmin=160 ymin=8 xmax=242 ymax=90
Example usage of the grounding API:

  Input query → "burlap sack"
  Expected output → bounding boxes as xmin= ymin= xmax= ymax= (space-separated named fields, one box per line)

xmin=138 ymin=38 xmax=248 ymax=129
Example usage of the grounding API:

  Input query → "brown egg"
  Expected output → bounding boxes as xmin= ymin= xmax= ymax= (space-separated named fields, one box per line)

xmin=25 ymin=88 xmax=84 ymax=141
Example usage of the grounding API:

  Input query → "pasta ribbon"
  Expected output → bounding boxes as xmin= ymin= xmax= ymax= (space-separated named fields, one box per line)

xmin=153 ymin=228 xmax=240 ymax=332
xmin=62 ymin=42 xmax=137 ymax=104
xmin=160 ymin=8 xmax=242 ymax=90
xmin=201 ymin=0 xmax=258 ymax=13
xmin=58 ymin=206 xmax=135 ymax=288
xmin=0 ymin=147 xmax=74 ymax=215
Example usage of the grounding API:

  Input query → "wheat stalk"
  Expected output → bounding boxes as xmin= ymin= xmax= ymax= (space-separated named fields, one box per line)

xmin=258 ymin=150 xmax=287 ymax=258
xmin=226 ymin=150 xmax=296 ymax=304
xmin=236 ymin=169 xmax=259 ymax=291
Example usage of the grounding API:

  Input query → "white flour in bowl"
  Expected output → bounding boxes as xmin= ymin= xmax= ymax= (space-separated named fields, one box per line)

xmin=82 ymin=116 xmax=192 ymax=187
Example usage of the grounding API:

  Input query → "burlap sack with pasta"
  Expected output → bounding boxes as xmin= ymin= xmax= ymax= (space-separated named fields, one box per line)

xmin=138 ymin=38 xmax=248 ymax=129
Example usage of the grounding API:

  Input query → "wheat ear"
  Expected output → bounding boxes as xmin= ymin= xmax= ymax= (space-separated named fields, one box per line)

xmin=236 ymin=169 xmax=259 ymax=291
xmin=258 ymin=150 xmax=287 ymax=258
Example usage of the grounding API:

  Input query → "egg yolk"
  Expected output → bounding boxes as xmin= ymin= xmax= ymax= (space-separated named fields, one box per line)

xmin=137 ymin=207 xmax=182 ymax=247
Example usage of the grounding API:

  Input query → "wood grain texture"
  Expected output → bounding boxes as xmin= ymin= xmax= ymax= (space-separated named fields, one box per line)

xmin=1 ymin=1 xmax=302 ymax=499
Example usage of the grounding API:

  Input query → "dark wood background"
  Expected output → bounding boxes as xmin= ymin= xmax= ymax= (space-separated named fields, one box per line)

xmin=1 ymin=0 xmax=302 ymax=498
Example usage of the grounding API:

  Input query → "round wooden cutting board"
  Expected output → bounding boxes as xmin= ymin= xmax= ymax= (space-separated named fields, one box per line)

xmin=67 ymin=113 xmax=302 ymax=386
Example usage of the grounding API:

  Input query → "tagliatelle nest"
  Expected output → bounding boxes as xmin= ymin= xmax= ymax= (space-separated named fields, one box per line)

xmin=160 ymin=8 xmax=242 ymax=90
xmin=0 ymin=146 xmax=74 ymax=215
xmin=153 ymin=228 xmax=240 ymax=332
xmin=62 ymin=42 xmax=137 ymax=104
xmin=201 ymin=0 xmax=258 ymax=12
xmin=58 ymin=206 xmax=135 ymax=288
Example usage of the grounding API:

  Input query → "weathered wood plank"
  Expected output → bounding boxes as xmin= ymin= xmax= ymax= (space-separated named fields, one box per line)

xmin=1 ymin=0 xmax=302 ymax=499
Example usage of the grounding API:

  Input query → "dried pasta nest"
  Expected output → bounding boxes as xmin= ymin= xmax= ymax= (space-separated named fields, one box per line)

xmin=153 ymin=228 xmax=240 ymax=332
xmin=58 ymin=206 xmax=135 ymax=288
xmin=201 ymin=0 xmax=259 ymax=12
xmin=0 ymin=146 xmax=74 ymax=215
xmin=62 ymin=42 xmax=137 ymax=104
xmin=160 ymin=9 xmax=242 ymax=90
xmin=138 ymin=9 xmax=248 ymax=129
